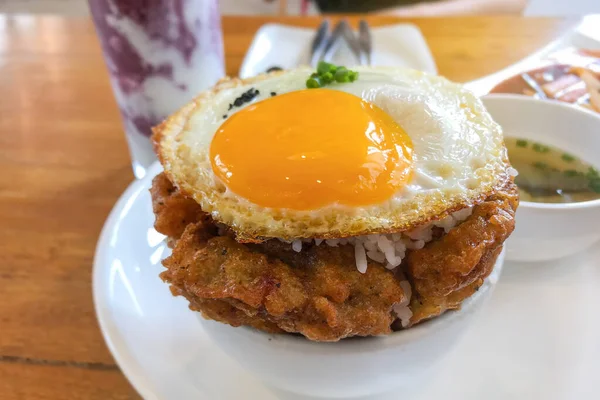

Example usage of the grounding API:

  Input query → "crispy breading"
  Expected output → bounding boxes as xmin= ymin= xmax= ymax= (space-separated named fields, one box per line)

xmin=407 ymin=246 xmax=502 ymax=325
xmin=182 ymin=296 xmax=284 ymax=334
xmin=406 ymin=183 xmax=518 ymax=324
xmin=151 ymin=173 xmax=518 ymax=341
xmin=150 ymin=173 xmax=207 ymax=242
xmin=161 ymin=223 xmax=406 ymax=341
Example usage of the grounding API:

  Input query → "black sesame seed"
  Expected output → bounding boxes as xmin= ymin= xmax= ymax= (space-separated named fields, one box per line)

xmin=230 ymin=88 xmax=260 ymax=110
xmin=222 ymin=115 xmax=227 ymax=119
xmin=228 ymin=104 xmax=233 ymax=110
xmin=271 ymin=92 xmax=277 ymax=96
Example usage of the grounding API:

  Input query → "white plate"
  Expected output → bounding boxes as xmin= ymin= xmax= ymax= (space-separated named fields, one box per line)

xmin=238 ymin=23 xmax=437 ymax=78
xmin=465 ymin=15 xmax=600 ymax=96
xmin=94 ymin=162 xmax=600 ymax=400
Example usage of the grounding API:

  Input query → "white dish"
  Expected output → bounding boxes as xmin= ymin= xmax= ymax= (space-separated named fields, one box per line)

xmin=482 ymin=94 xmax=600 ymax=262
xmin=202 ymin=253 xmax=503 ymax=398
xmin=238 ymin=23 xmax=437 ymax=78
xmin=94 ymin=161 xmax=600 ymax=400
xmin=465 ymin=15 xmax=600 ymax=96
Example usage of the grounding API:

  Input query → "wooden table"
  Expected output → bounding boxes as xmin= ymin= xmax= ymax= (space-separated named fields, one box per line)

xmin=0 ymin=14 xmax=572 ymax=399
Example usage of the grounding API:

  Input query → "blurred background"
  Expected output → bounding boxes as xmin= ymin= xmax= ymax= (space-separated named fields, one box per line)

xmin=0 ymin=0 xmax=597 ymax=17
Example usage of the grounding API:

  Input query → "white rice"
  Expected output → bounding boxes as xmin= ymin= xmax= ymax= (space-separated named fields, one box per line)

xmin=288 ymin=207 xmax=473 ymax=274
xmin=291 ymin=239 xmax=303 ymax=252
xmin=354 ymin=243 xmax=368 ymax=274
xmin=394 ymin=279 xmax=413 ymax=327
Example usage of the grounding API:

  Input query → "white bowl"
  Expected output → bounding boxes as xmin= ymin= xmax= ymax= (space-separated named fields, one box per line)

xmin=482 ymin=94 xmax=600 ymax=262
xmin=200 ymin=252 xmax=504 ymax=398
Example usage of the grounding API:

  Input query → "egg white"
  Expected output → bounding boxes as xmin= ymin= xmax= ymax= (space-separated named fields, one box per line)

xmin=154 ymin=67 xmax=510 ymax=241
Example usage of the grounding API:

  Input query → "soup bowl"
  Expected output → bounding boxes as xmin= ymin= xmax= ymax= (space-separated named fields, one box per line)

xmin=482 ymin=94 xmax=600 ymax=262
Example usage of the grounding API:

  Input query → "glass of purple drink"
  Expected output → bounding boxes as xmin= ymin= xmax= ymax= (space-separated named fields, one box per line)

xmin=89 ymin=0 xmax=225 ymax=178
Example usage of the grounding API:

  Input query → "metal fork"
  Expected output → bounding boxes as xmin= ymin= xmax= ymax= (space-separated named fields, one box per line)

xmin=310 ymin=20 xmax=331 ymax=67
xmin=321 ymin=20 xmax=348 ymax=64
xmin=358 ymin=20 xmax=372 ymax=66
xmin=310 ymin=19 xmax=373 ymax=66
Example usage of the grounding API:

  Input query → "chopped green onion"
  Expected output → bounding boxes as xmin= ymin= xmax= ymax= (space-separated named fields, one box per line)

xmin=532 ymin=143 xmax=550 ymax=153
xmin=564 ymin=169 xmax=580 ymax=177
xmin=533 ymin=161 xmax=548 ymax=170
xmin=317 ymin=62 xmax=336 ymax=75
xmin=306 ymin=77 xmax=322 ymax=88
xmin=516 ymin=139 xmax=528 ymax=148
xmin=561 ymin=153 xmax=576 ymax=162
xmin=306 ymin=62 xmax=359 ymax=89
xmin=321 ymin=71 xmax=334 ymax=84
xmin=587 ymin=167 xmax=599 ymax=179
xmin=589 ymin=178 xmax=600 ymax=193
xmin=334 ymin=68 xmax=350 ymax=83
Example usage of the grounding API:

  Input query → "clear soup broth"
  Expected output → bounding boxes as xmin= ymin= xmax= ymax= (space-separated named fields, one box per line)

xmin=506 ymin=138 xmax=600 ymax=203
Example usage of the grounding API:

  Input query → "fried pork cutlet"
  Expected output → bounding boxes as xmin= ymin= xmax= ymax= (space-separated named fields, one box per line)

xmin=150 ymin=173 xmax=207 ymax=242
xmin=406 ymin=184 xmax=518 ymax=324
xmin=151 ymin=173 xmax=518 ymax=341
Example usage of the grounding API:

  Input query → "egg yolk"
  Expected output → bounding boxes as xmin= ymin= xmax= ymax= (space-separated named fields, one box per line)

xmin=210 ymin=89 xmax=413 ymax=210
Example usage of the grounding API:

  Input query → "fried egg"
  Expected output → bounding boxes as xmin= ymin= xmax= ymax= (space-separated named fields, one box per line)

xmin=154 ymin=67 xmax=510 ymax=241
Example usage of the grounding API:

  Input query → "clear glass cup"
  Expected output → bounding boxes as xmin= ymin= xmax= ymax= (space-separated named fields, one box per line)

xmin=89 ymin=0 xmax=225 ymax=178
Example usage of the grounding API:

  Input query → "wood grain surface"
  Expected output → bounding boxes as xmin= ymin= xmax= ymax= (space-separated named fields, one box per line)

xmin=0 ymin=14 xmax=571 ymax=399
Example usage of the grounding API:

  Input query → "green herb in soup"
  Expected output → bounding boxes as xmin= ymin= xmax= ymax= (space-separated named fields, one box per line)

xmin=505 ymin=138 xmax=600 ymax=203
